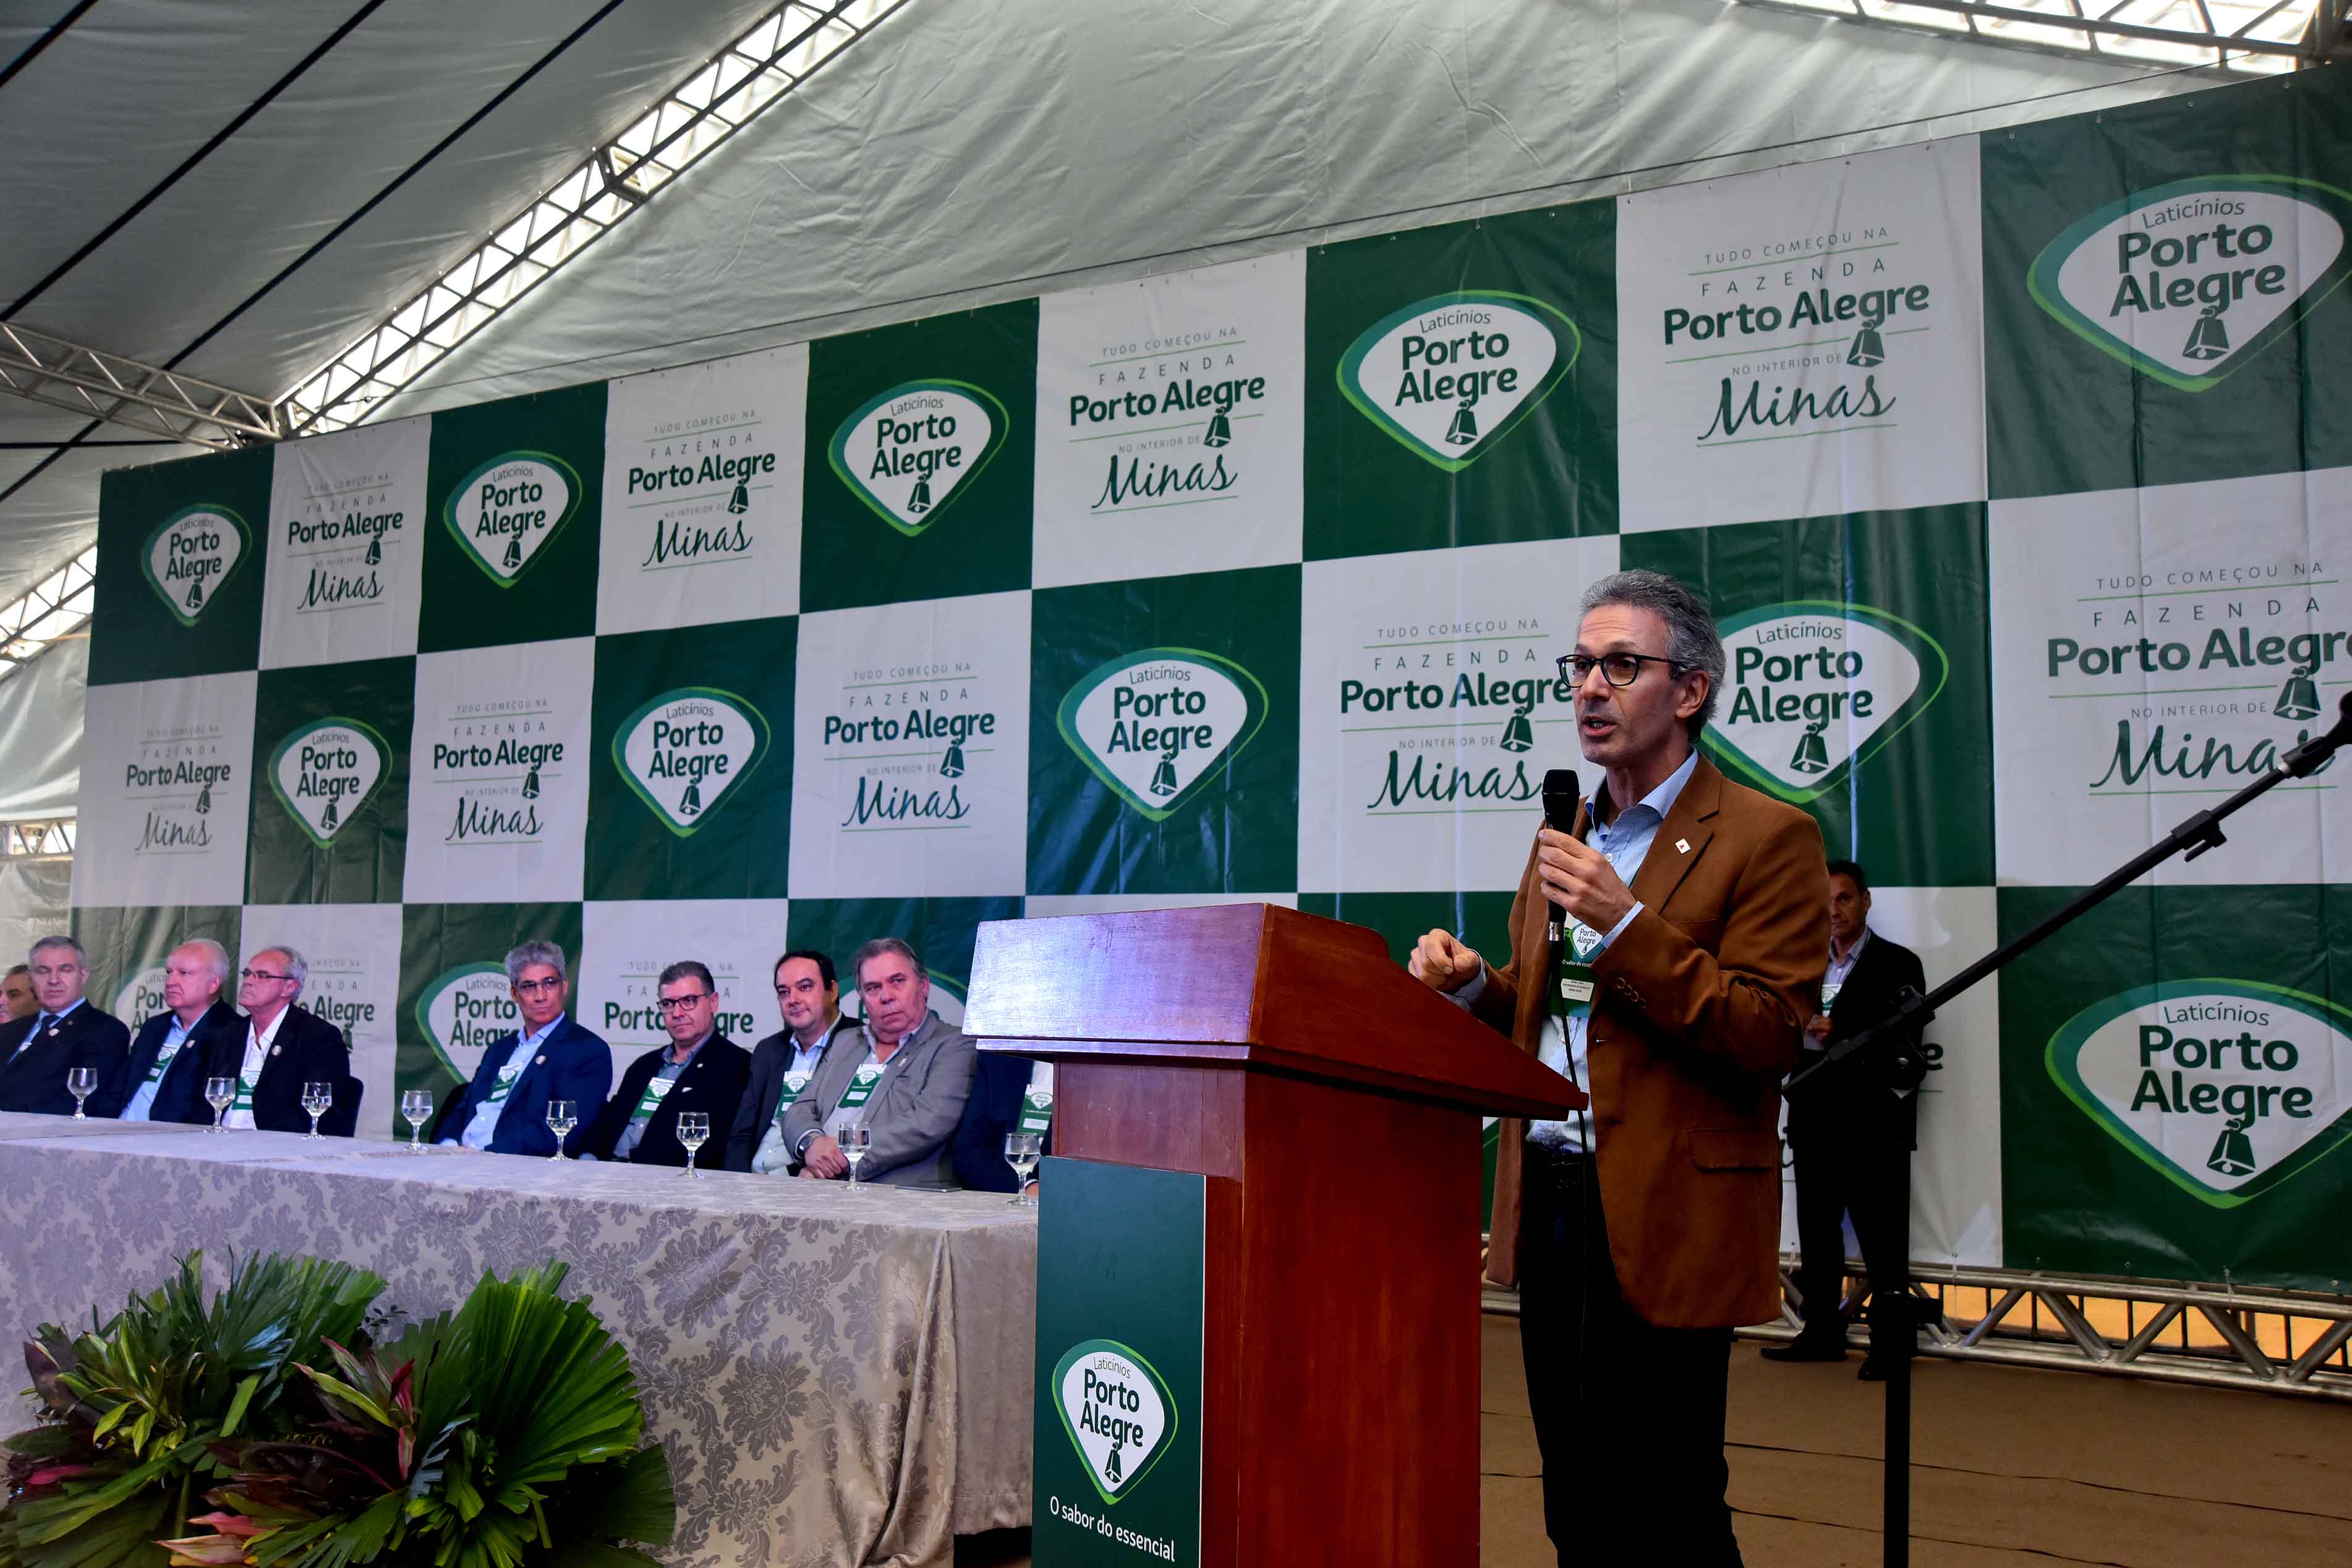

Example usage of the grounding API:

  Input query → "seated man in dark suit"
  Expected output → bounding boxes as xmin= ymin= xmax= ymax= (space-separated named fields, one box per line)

xmin=1763 ymin=858 xmax=1928 ymax=1379
xmin=432 ymin=941 xmax=613 ymax=1155
xmin=2 ymin=965 xmax=34 ymax=1020
xmin=576 ymin=960 xmax=750 ymax=1167
xmin=92 ymin=938 xmax=242 ymax=1122
xmin=783 ymin=937 xmax=977 ymax=1188
xmin=0 ymin=936 xmax=130 ymax=1115
xmin=210 ymin=945 xmax=359 ymax=1135
xmin=950 ymin=1051 xmax=1052 ymax=1193
xmin=730 ymin=948 xmax=857 ymax=1174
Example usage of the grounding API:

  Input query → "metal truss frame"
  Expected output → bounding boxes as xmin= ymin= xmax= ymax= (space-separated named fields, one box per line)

xmin=0 ymin=819 xmax=75 ymax=859
xmin=1487 ymin=1259 xmax=2352 ymax=1400
xmin=0 ymin=543 xmax=95 ymax=676
xmin=1734 ymin=0 xmax=2346 ymax=72
xmin=0 ymin=323 xmax=278 ymax=450
xmin=282 ymin=0 xmax=914 ymax=437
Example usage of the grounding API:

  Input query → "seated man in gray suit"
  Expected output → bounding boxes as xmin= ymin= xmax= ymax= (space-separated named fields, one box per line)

xmin=783 ymin=937 xmax=976 ymax=1187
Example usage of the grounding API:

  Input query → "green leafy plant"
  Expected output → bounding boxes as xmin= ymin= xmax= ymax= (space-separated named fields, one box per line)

xmin=2 ymin=1251 xmax=386 ymax=1568
xmin=158 ymin=1263 xmax=673 ymax=1568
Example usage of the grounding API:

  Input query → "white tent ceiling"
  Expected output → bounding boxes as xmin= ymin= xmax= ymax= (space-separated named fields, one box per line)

xmin=0 ymin=0 xmax=2267 ymax=623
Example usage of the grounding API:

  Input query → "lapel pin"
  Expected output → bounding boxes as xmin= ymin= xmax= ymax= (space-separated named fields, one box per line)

xmin=535 ymin=1054 xmax=546 ymax=1065
xmin=270 ymin=1044 xmax=282 ymax=1057
xmin=1675 ymin=838 xmax=1690 ymax=854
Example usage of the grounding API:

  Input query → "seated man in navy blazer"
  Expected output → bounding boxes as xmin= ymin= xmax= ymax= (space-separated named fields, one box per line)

xmin=210 ymin=945 xmax=359 ymax=1135
xmin=0 ymin=936 xmax=130 ymax=1115
xmin=432 ymin=941 xmax=613 ymax=1156
xmin=576 ymin=960 xmax=750 ymax=1166
xmin=91 ymin=937 xmax=242 ymax=1122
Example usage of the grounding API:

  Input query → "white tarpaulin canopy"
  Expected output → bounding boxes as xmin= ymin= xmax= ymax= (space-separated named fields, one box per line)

xmin=0 ymin=0 xmax=2260 ymax=809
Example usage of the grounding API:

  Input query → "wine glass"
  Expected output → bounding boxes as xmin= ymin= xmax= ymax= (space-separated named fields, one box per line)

xmin=677 ymin=1112 xmax=709 ymax=1178
xmin=545 ymin=1099 xmax=576 ymax=1160
xmin=300 ymin=1081 xmax=333 ymax=1139
xmin=1003 ymin=1131 xmax=1042 ymax=1205
xmin=399 ymin=1089 xmax=432 ymax=1153
xmin=204 ymin=1076 xmax=234 ymax=1132
xmin=842 ymin=1123 xmax=871 ymax=1189
xmin=66 ymin=1067 xmax=96 ymax=1120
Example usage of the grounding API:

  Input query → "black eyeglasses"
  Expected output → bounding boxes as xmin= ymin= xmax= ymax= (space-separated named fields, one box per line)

xmin=239 ymin=968 xmax=291 ymax=982
xmin=656 ymin=992 xmax=712 ymax=1012
xmin=1557 ymin=652 xmax=1686 ymax=689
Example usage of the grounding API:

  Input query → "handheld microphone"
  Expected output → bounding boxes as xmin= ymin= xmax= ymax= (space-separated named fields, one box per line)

xmin=1541 ymin=768 xmax=1579 ymax=945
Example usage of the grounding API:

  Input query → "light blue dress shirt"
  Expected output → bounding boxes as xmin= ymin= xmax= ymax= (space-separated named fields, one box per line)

xmin=122 ymin=1012 xmax=194 ymax=1122
xmin=1454 ymin=748 xmax=1701 ymax=1152
xmin=450 ymin=1016 xmax=563 ymax=1150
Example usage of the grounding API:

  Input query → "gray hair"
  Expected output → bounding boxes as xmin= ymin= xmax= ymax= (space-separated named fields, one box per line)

xmin=173 ymin=937 xmax=231 ymax=989
xmin=28 ymin=935 xmax=85 ymax=967
xmin=850 ymin=937 xmax=927 ymax=987
xmin=1579 ymin=569 xmax=1726 ymax=736
xmin=505 ymin=941 xmax=568 ymax=986
xmin=254 ymin=944 xmax=307 ymax=992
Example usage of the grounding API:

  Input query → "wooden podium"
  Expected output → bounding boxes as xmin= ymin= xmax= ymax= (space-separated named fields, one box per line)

xmin=965 ymin=902 xmax=1578 ymax=1567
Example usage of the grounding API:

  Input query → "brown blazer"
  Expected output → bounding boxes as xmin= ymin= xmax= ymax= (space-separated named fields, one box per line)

xmin=1475 ymin=754 xmax=1828 ymax=1329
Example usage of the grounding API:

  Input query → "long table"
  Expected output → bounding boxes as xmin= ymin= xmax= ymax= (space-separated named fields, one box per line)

xmin=0 ymin=1114 xmax=1038 ymax=1567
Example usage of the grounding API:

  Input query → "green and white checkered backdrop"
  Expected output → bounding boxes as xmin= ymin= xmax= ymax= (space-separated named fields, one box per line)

xmin=73 ymin=67 xmax=2352 ymax=1293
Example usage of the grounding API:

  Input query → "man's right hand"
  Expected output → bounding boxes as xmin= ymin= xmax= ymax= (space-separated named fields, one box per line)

xmin=1408 ymin=930 xmax=1483 ymax=994
xmin=1804 ymin=1013 xmax=1832 ymax=1046
xmin=800 ymin=1133 xmax=850 ymax=1178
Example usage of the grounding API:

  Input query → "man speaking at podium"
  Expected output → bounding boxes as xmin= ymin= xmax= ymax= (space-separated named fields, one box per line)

xmin=1410 ymin=570 xmax=1826 ymax=1567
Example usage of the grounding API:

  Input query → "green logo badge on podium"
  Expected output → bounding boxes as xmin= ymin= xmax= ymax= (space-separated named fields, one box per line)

xmin=143 ymin=503 xmax=251 ymax=626
xmin=1334 ymin=291 xmax=1579 ymax=471
xmin=1051 ymin=1338 xmax=1179 ymax=1506
xmin=1056 ymin=647 xmax=1269 ymax=821
xmin=827 ymin=378 xmax=1008 ymax=536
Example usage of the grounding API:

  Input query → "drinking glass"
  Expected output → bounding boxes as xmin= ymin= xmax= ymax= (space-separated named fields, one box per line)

xmin=66 ymin=1067 xmax=96 ymax=1120
xmin=842 ymin=1123 xmax=871 ymax=1189
xmin=300 ymin=1081 xmax=333 ymax=1139
xmin=399 ymin=1089 xmax=432 ymax=1152
xmin=204 ymin=1076 xmax=234 ymax=1132
xmin=677 ymin=1112 xmax=710 ymax=1178
xmin=1003 ymin=1131 xmax=1042 ymax=1205
xmin=545 ymin=1099 xmax=577 ymax=1159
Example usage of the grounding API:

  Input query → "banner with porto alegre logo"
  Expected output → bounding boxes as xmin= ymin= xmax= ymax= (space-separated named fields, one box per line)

xmin=71 ymin=66 xmax=2352 ymax=1293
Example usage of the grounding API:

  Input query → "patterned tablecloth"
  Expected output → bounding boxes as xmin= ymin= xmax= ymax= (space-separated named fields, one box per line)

xmin=0 ymin=1114 xmax=1038 ymax=1568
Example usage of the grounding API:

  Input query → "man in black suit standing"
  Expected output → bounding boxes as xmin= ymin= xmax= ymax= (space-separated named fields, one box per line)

xmin=728 ymin=949 xmax=855 ymax=1174
xmin=211 ymin=945 xmax=358 ymax=1135
xmin=91 ymin=938 xmax=242 ymax=1123
xmin=0 ymin=937 xmax=130 ymax=1115
xmin=577 ymin=960 xmax=750 ymax=1167
xmin=1763 ymin=858 xmax=1928 ymax=1378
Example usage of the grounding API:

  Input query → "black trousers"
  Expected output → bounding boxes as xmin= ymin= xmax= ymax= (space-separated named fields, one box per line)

xmin=1787 ymin=1089 xmax=1912 ymax=1342
xmin=1518 ymin=1141 xmax=1742 ymax=1568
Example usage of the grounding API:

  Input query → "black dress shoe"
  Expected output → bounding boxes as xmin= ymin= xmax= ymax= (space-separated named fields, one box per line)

xmin=1760 ymin=1335 xmax=1847 ymax=1363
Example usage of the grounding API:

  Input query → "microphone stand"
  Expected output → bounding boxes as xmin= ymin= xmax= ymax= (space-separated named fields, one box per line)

xmin=1783 ymin=693 xmax=2352 ymax=1568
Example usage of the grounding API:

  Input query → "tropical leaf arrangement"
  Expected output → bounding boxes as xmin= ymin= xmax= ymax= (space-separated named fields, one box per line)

xmin=1 ymin=1251 xmax=673 ymax=1568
